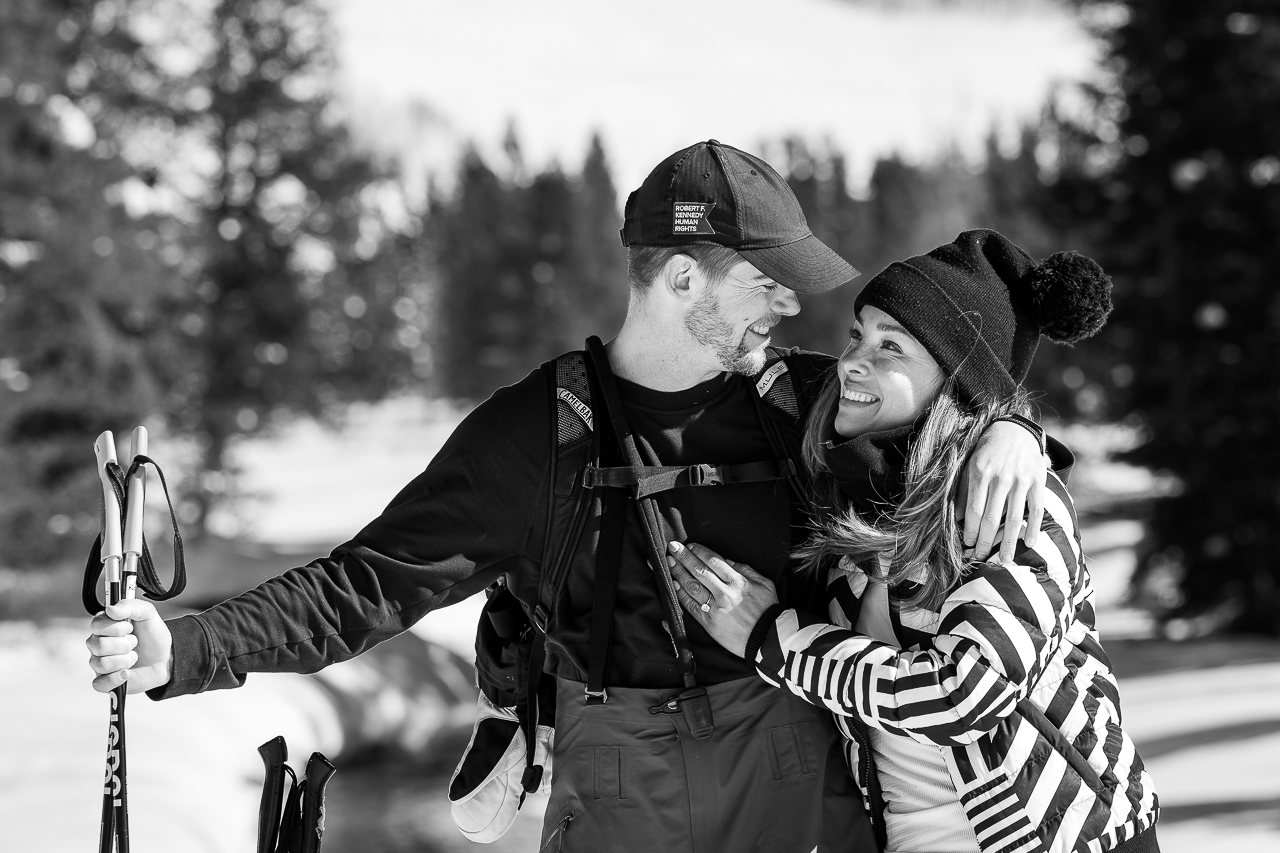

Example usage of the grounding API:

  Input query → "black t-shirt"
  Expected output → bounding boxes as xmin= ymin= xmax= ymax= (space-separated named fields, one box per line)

xmin=550 ymin=371 xmax=822 ymax=687
xmin=154 ymin=352 xmax=833 ymax=698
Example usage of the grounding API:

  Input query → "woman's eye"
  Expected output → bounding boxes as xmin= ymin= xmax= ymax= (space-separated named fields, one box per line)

xmin=848 ymin=327 xmax=862 ymax=341
xmin=882 ymin=340 xmax=902 ymax=354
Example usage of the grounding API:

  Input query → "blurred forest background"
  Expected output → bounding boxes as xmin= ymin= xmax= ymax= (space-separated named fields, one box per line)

xmin=1 ymin=0 xmax=1277 ymax=637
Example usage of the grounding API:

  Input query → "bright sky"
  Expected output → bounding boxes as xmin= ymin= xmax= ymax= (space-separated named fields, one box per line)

xmin=328 ymin=0 xmax=1099 ymax=196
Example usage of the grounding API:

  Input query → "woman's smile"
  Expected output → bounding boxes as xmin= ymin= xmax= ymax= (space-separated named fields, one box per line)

xmin=841 ymin=387 xmax=880 ymax=404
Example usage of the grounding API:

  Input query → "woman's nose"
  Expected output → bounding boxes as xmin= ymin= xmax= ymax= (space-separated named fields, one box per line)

xmin=838 ymin=343 xmax=869 ymax=377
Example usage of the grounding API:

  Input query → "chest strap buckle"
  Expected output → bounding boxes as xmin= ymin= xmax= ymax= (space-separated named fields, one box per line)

xmin=687 ymin=464 xmax=722 ymax=486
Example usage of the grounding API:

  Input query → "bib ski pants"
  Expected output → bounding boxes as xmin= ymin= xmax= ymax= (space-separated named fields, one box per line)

xmin=540 ymin=676 xmax=873 ymax=853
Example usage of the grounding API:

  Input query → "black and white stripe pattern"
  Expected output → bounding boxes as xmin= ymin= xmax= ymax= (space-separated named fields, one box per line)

xmin=756 ymin=472 xmax=1158 ymax=853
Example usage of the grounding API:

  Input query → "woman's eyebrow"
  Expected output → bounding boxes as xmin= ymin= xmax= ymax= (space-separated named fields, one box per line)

xmin=876 ymin=322 xmax=912 ymax=336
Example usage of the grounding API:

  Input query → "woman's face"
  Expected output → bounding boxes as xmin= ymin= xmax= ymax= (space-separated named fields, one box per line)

xmin=833 ymin=305 xmax=945 ymax=438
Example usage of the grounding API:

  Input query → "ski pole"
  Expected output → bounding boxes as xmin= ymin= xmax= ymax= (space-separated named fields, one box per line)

xmin=93 ymin=431 xmax=129 ymax=853
xmin=85 ymin=426 xmax=190 ymax=852
xmin=299 ymin=752 xmax=337 ymax=853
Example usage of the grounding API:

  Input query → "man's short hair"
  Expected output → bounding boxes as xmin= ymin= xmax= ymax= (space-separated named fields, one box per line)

xmin=627 ymin=244 xmax=742 ymax=291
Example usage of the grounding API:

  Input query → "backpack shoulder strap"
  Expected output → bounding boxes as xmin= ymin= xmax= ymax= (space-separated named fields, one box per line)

xmin=507 ymin=349 xmax=600 ymax=798
xmin=750 ymin=347 xmax=813 ymax=507
xmin=533 ymin=350 xmax=596 ymax=632
xmin=754 ymin=347 xmax=801 ymax=421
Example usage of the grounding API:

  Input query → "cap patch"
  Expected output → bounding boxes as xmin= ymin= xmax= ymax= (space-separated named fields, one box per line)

xmin=673 ymin=201 xmax=715 ymax=236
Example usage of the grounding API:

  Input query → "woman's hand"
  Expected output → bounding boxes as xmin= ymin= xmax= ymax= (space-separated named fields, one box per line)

xmin=666 ymin=541 xmax=778 ymax=658
xmin=960 ymin=420 xmax=1046 ymax=563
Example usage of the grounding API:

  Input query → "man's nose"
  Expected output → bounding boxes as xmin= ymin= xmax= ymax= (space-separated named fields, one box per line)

xmin=772 ymin=286 xmax=800 ymax=317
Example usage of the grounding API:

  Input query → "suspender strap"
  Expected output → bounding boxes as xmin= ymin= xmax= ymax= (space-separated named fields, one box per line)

xmin=584 ymin=336 xmax=714 ymax=740
xmin=584 ymin=428 xmax=628 ymax=705
xmin=583 ymin=459 xmax=796 ymax=497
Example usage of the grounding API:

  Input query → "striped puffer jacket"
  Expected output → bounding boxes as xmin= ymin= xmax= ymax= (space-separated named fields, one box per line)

xmin=753 ymin=471 xmax=1158 ymax=853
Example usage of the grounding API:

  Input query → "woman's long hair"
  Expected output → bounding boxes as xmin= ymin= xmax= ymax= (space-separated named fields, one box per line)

xmin=797 ymin=370 xmax=1033 ymax=611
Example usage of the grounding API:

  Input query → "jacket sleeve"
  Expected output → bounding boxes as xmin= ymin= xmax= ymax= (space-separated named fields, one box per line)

xmin=753 ymin=472 xmax=1083 ymax=747
xmin=150 ymin=370 xmax=553 ymax=699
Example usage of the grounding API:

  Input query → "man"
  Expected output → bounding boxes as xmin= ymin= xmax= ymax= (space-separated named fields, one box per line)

xmin=88 ymin=140 xmax=1047 ymax=852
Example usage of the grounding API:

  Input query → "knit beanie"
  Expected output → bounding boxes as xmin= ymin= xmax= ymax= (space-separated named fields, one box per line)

xmin=854 ymin=229 xmax=1112 ymax=407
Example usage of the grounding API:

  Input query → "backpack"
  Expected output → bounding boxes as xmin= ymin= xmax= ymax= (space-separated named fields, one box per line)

xmin=448 ymin=340 xmax=812 ymax=838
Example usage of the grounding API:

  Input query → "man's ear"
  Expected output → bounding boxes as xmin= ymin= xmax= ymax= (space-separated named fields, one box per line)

xmin=659 ymin=254 xmax=700 ymax=304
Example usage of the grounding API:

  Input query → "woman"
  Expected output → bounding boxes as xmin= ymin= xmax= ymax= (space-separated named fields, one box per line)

xmin=667 ymin=229 xmax=1158 ymax=853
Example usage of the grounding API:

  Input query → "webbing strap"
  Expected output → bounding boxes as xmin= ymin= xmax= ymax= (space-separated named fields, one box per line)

xmin=583 ymin=459 xmax=796 ymax=497
xmin=517 ymin=631 xmax=546 ymax=798
xmin=585 ymin=429 xmax=628 ymax=704
xmin=584 ymin=337 xmax=702 ymax=696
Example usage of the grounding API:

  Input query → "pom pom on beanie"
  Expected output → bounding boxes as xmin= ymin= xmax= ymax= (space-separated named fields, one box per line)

xmin=1024 ymin=251 xmax=1113 ymax=344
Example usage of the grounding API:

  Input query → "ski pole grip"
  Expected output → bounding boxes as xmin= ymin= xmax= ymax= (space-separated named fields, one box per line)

xmin=256 ymin=736 xmax=289 ymax=853
xmin=94 ymin=431 xmax=123 ymax=563
xmin=122 ymin=427 xmax=148 ymax=560
xmin=299 ymin=753 xmax=337 ymax=853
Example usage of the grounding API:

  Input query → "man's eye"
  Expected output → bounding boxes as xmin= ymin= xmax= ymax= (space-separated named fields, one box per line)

xmin=848 ymin=327 xmax=862 ymax=340
xmin=882 ymin=340 xmax=902 ymax=354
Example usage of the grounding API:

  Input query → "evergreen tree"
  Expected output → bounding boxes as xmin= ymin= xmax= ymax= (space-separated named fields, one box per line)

xmin=429 ymin=146 xmax=532 ymax=399
xmin=0 ymin=0 xmax=173 ymax=565
xmin=776 ymin=140 xmax=873 ymax=355
xmin=153 ymin=0 xmax=415 ymax=530
xmin=558 ymin=134 xmax=627 ymax=349
xmin=980 ymin=126 xmax=1107 ymax=419
xmin=776 ymin=140 xmax=996 ymax=358
xmin=1056 ymin=1 xmax=1280 ymax=633
xmin=428 ymin=133 xmax=626 ymax=400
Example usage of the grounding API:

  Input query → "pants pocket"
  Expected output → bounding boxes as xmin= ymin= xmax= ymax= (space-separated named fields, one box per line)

xmin=544 ymin=744 xmax=688 ymax=849
xmin=540 ymin=810 xmax=574 ymax=853
xmin=591 ymin=746 xmax=626 ymax=801
xmin=562 ymin=745 xmax=668 ymax=807
xmin=768 ymin=723 xmax=814 ymax=781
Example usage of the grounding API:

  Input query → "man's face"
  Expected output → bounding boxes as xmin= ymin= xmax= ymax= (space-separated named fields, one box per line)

xmin=683 ymin=259 xmax=800 ymax=375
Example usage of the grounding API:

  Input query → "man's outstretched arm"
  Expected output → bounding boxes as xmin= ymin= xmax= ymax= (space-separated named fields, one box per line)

xmin=86 ymin=371 xmax=552 ymax=697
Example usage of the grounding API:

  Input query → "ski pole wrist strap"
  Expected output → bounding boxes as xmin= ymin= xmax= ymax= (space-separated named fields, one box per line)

xmin=83 ymin=454 xmax=187 ymax=615
xmin=584 ymin=337 xmax=714 ymax=739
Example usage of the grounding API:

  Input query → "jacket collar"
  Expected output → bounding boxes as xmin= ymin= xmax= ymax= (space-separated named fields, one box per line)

xmin=822 ymin=422 xmax=916 ymax=518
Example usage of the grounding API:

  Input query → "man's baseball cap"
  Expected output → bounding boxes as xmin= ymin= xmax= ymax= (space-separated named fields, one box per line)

xmin=620 ymin=140 xmax=858 ymax=293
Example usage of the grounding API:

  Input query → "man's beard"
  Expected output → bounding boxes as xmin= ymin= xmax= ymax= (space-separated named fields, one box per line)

xmin=683 ymin=287 xmax=771 ymax=376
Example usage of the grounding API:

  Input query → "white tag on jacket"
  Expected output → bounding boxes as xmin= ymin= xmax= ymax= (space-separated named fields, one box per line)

xmin=755 ymin=360 xmax=788 ymax=398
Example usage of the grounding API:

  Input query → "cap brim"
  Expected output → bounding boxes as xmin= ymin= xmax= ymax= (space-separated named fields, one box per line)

xmin=738 ymin=234 xmax=859 ymax=294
